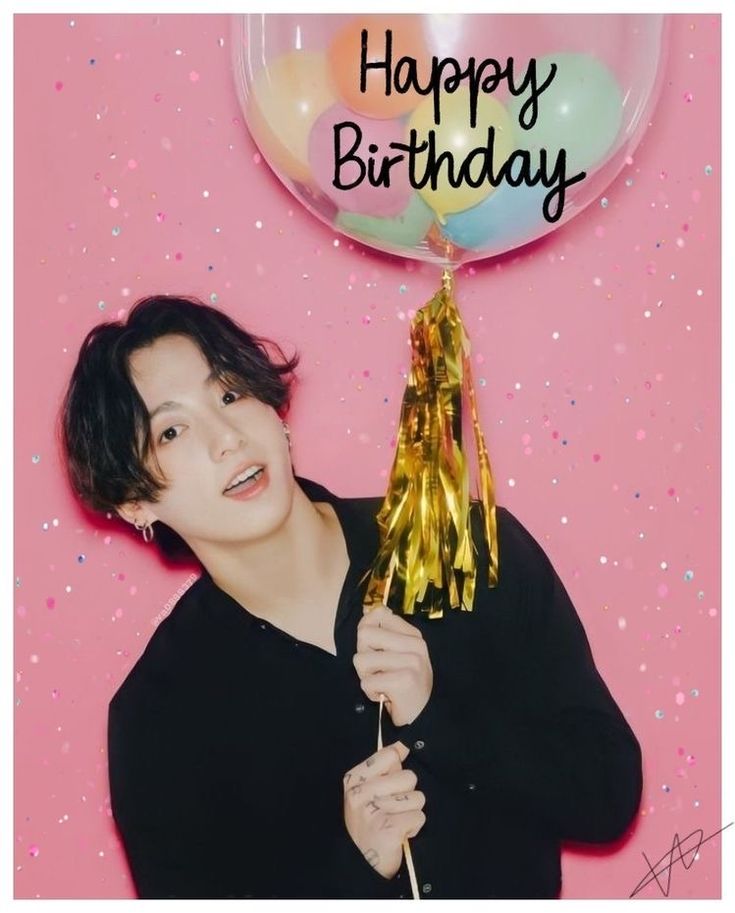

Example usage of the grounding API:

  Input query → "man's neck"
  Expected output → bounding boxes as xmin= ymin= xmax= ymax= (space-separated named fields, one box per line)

xmin=194 ymin=487 xmax=348 ymax=620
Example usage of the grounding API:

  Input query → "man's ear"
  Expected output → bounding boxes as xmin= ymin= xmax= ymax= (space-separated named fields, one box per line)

xmin=116 ymin=501 xmax=157 ymax=528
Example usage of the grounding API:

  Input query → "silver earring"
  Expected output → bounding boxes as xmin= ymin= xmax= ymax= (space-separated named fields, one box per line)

xmin=282 ymin=421 xmax=291 ymax=448
xmin=134 ymin=519 xmax=154 ymax=543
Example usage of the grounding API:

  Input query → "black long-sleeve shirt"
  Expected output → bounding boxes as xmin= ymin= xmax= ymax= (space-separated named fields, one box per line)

xmin=107 ymin=475 xmax=642 ymax=899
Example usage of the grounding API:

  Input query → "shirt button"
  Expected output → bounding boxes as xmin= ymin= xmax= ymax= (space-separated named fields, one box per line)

xmin=413 ymin=740 xmax=425 ymax=750
xmin=259 ymin=623 xmax=266 ymax=630
xmin=468 ymin=783 xmax=476 ymax=791
xmin=422 ymin=883 xmax=432 ymax=894
xmin=354 ymin=702 xmax=365 ymax=713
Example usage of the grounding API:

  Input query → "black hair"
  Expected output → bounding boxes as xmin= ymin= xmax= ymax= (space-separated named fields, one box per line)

xmin=57 ymin=295 xmax=299 ymax=561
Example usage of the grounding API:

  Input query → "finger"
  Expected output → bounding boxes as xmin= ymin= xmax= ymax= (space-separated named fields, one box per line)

xmin=356 ymin=622 xmax=427 ymax=657
xmin=380 ymin=790 xmax=426 ymax=813
xmin=343 ymin=742 xmax=408 ymax=792
xmin=361 ymin=605 xmax=423 ymax=638
xmin=358 ymin=670 xmax=407 ymax=703
xmin=353 ymin=649 xmax=422 ymax=678
xmin=380 ymin=809 xmax=427 ymax=841
xmin=344 ymin=767 xmax=417 ymax=810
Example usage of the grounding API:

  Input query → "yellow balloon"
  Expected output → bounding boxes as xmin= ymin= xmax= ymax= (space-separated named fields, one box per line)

xmin=407 ymin=89 xmax=515 ymax=222
xmin=250 ymin=51 xmax=336 ymax=184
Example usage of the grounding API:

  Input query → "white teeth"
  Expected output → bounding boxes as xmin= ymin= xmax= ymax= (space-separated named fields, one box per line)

xmin=224 ymin=465 xmax=263 ymax=493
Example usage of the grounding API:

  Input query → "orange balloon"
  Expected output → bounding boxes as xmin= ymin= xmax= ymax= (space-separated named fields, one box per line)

xmin=328 ymin=15 xmax=430 ymax=119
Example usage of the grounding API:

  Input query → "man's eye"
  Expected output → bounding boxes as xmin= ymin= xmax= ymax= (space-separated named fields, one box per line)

xmin=159 ymin=425 xmax=184 ymax=444
xmin=222 ymin=390 xmax=242 ymax=405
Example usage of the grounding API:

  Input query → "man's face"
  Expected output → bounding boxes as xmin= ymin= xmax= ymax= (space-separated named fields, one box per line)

xmin=124 ymin=333 xmax=295 ymax=552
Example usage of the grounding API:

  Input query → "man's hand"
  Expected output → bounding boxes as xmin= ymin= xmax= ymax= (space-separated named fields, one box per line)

xmin=353 ymin=604 xmax=433 ymax=727
xmin=343 ymin=741 xmax=426 ymax=879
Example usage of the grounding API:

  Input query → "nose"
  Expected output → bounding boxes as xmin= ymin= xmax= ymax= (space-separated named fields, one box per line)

xmin=207 ymin=410 xmax=246 ymax=460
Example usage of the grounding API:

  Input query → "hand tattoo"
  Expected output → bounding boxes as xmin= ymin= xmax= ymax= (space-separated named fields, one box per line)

xmin=366 ymin=799 xmax=380 ymax=815
xmin=366 ymin=755 xmax=376 ymax=767
xmin=364 ymin=848 xmax=380 ymax=869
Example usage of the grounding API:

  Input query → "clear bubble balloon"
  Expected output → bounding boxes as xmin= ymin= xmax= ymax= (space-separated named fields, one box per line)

xmin=232 ymin=13 xmax=669 ymax=266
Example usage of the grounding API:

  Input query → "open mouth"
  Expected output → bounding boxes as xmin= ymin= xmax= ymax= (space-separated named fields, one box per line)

xmin=223 ymin=465 xmax=265 ymax=495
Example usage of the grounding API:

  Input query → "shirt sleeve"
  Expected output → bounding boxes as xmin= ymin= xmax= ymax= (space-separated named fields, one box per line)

xmin=380 ymin=508 xmax=643 ymax=845
xmin=108 ymin=693 xmax=240 ymax=899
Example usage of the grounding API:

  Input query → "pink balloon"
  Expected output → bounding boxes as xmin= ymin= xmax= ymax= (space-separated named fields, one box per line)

xmin=308 ymin=104 xmax=412 ymax=219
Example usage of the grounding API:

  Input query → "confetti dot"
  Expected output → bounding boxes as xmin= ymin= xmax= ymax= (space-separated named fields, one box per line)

xmin=32 ymin=454 xmax=40 ymax=464
xmin=29 ymin=845 xmax=40 ymax=858
xmin=600 ymin=556 xmax=608 ymax=565
xmin=552 ymin=331 xmax=560 ymax=340
xmin=690 ymin=688 xmax=699 ymax=697
xmin=675 ymin=692 xmax=685 ymax=705
xmin=600 ymin=197 xmax=609 ymax=208
xmin=77 ymin=555 xmax=86 ymax=564
xmin=704 ymin=164 xmax=712 ymax=175
xmin=662 ymin=784 xmax=670 ymax=792
xmin=109 ymin=197 xmax=119 ymax=209
xmin=55 ymin=81 xmax=63 ymax=92
xmin=657 ymin=583 xmax=669 ymax=598
xmin=618 ymin=617 xmax=627 ymax=630
xmin=111 ymin=226 xmax=121 ymax=237
xmin=636 ymin=429 xmax=646 ymax=441
xmin=561 ymin=516 xmax=568 ymax=525
xmin=508 ymin=478 xmax=516 ymax=488
xmin=189 ymin=70 xmax=200 ymax=82
xmin=684 ymin=570 xmax=694 ymax=581
xmin=255 ymin=220 xmax=263 ymax=229
xmin=660 ymin=561 xmax=668 ymax=570
xmin=592 ymin=453 xmax=601 ymax=462
xmin=655 ymin=710 xmax=665 ymax=719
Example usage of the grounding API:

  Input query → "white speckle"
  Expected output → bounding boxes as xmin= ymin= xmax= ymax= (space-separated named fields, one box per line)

xmin=561 ymin=516 xmax=568 ymax=524
xmin=552 ymin=331 xmax=560 ymax=340
xmin=618 ymin=617 xmax=627 ymax=630
xmin=600 ymin=556 xmax=608 ymax=565
xmin=255 ymin=220 xmax=263 ymax=229
xmin=508 ymin=478 xmax=516 ymax=488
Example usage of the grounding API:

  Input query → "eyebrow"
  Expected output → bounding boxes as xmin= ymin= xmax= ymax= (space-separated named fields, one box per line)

xmin=147 ymin=370 xmax=220 ymax=421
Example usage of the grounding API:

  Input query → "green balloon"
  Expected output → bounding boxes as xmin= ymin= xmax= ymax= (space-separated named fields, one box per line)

xmin=336 ymin=193 xmax=434 ymax=248
xmin=508 ymin=52 xmax=623 ymax=175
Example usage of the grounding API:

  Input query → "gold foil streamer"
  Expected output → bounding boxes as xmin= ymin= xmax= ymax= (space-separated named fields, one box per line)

xmin=364 ymin=269 xmax=499 ymax=618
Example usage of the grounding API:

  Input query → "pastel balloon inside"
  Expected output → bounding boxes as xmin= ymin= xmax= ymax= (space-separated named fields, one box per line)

xmin=309 ymin=105 xmax=413 ymax=218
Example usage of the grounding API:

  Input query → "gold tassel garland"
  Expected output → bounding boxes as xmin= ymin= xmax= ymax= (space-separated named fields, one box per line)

xmin=364 ymin=269 xmax=499 ymax=619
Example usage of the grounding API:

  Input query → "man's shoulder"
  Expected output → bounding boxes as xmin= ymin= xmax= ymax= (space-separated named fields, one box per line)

xmin=108 ymin=573 xmax=210 ymax=721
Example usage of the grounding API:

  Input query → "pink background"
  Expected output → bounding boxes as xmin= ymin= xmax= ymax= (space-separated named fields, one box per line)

xmin=14 ymin=13 xmax=721 ymax=900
